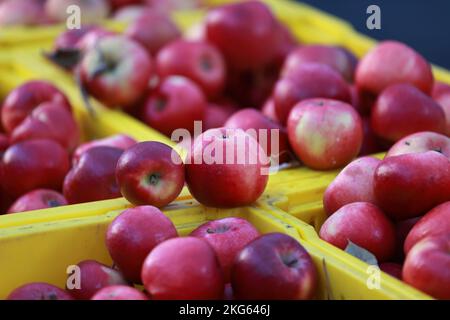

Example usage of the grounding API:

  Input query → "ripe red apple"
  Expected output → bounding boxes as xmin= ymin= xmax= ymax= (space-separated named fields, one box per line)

xmin=67 ymin=260 xmax=128 ymax=300
xmin=1 ymin=81 xmax=71 ymax=134
xmin=45 ymin=0 xmax=110 ymax=24
xmin=185 ymin=128 xmax=269 ymax=208
xmin=386 ymin=131 xmax=450 ymax=158
xmin=274 ymin=63 xmax=351 ymax=124
xmin=203 ymin=102 xmax=235 ymax=130
xmin=106 ymin=206 xmax=178 ymax=283
xmin=10 ymin=102 xmax=80 ymax=151
xmin=7 ymin=189 xmax=67 ymax=214
xmin=373 ymin=151 xmax=450 ymax=220
xmin=141 ymin=237 xmax=224 ymax=300
xmin=1 ymin=139 xmax=70 ymax=197
xmin=205 ymin=0 xmax=279 ymax=70
xmin=403 ymin=234 xmax=450 ymax=299
xmin=323 ymin=156 xmax=380 ymax=215
xmin=156 ymin=40 xmax=225 ymax=98
xmin=282 ymin=45 xmax=357 ymax=82
xmin=272 ymin=21 xmax=298 ymax=66
xmin=432 ymin=82 xmax=450 ymax=136
xmin=80 ymin=35 xmax=153 ymax=109
xmin=54 ymin=26 xmax=98 ymax=51
xmin=287 ymin=98 xmax=363 ymax=170
xmin=371 ymin=84 xmax=446 ymax=143
xmin=355 ymin=40 xmax=434 ymax=96
xmin=91 ymin=285 xmax=148 ymax=300
xmin=63 ymin=146 xmax=123 ymax=204
xmin=404 ymin=201 xmax=450 ymax=254
xmin=125 ymin=11 xmax=181 ymax=56
xmin=380 ymin=263 xmax=402 ymax=280
xmin=359 ymin=117 xmax=384 ymax=156
xmin=141 ymin=76 xmax=206 ymax=136
xmin=0 ymin=0 xmax=48 ymax=26
xmin=232 ymin=233 xmax=317 ymax=300
xmin=319 ymin=202 xmax=396 ymax=262
xmin=7 ymin=283 xmax=73 ymax=300
xmin=73 ymin=134 xmax=137 ymax=165
xmin=190 ymin=217 xmax=260 ymax=283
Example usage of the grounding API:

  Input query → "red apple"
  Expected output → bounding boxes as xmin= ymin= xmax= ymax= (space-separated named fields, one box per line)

xmin=7 ymin=189 xmax=67 ymax=214
xmin=371 ymin=84 xmax=446 ymax=143
xmin=106 ymin=205 xmax=178 ymax=283
xmin=1 ymin=81 xmax=71 ymax=134
xmin=225 ymin=108 xmax=290 ymax=164
xmin=63 ymin=146 xmax=123 ymax=204
xmin=386 ymin=131 xmax=450 ymax=158
xmin=54 ymin=25 xmax=97 ymax=50
xmin=1 ymin=139 xmax=70 ymax=197
xmin=404 ymin=201 xmax=450 ymax=254
xmin=261 ymin=98 xmax=279 ymax=122
xmin=141 ymin=76 xmax=206 ymax=136
xmin=231 ymin=233 xmax=317 ymax=300
xmin=73 ymin=134 xmax=137 ymax=165
xmin=272 ymin=21 xmax=298 ymax=66
xmin=185 ymin=128 xmax=269 ymax=208
xmin=0 ymin=0 xmax=48 ymax=26
xmin=432 ymin=82 xmax=450 ymax=136
xmin=156 ymin=40 xmax=225 ymax=98
xmin=141 ymin=237 xmax=224 ymax=300
xmin=373 ymin=151 xmax=450 ymax=220
xmin=91 ymin=285 xmax=148 ymax=300
xmin=190 ymin=217 xmax=260 ymax=283
xmin=403 ymin=234 xmax=450 ymax=299
xmin=45 ymin=0 xmax=110 ymax=24
xmin=203 ymin=102 xmax=235 ymax=130
xmin=67 ymin=260 xmax=128 ymax=300
xmin=274 ymin=63 xmax=351 ymax=124
xmin=76 ymin=28 xmax=116 ymax=52
xmin=10 ymin=102 xmax=80 ymax=151
xmin=287 ymin=98 xmax=363 ymax=170
xmin=319 ymin=202 xmax=396 ymax=262
xmin=380 ymin=263 xmax=402 ymax=280
xmin=125 ymin=10 xmax=181 ymax=56
xmin=282 ymin=45 xmax=357 ymax=82
xmin=355 ymin=40 xmax=434 ymax=96
xmin=359 ymin=117 xmax=384 ymax=156
xmin=323 ymin=156 xmax=380 ymax=215
xmin=7 ymin=283 xmax=73 ymax=300
xmin=80 ymin=35 xmax=153 ymax=109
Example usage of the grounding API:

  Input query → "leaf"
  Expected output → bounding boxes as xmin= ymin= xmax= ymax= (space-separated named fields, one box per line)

xmin=344 ymin=240 xmax=378 ymax=266
xmin=43 ymin=49 xmax=82 ymax=70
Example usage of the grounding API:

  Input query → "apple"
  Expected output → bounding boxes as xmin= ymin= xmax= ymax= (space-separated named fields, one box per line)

xmin=7 ymin=283 xmax=73 ymax=300
xmin=205 ymin=0 xmax=279 ymax=70
xmin=432 ymin=81 xmax=450 ymax=136
xmin=323 ymin=156 xmax=380 ymax=215
xmin=404 ymin=201 xmax=450 ymax=254
xmin=80 ymin=35 xmax=153 ymax=109
xmin=282 ymin=45 xmax=357 ymax=82
xmin=156 ymin=40 xmax=225 ymax=98
xmin=394 ymin=217 xmax=420 ymax=261
xmin=225 ymin=108 xmax=290 ymax=164
xmin=1 ymin=139 xmax=70 ymax=198
xmin=190 ymin=217 xmax=260 ymax=283
xmin=272 ymin=21 xmax=298 ymax=66
xmin=287 ymin=98 xmax=363 ymax=170
xmin=203 ymin=103 xmax=235 ymax=130
xmin=7 ymin=189 xmax=67 ymax=214
xmin=67 ymin=260 xmax=128 ymax=300
xmin=319 ymin=202 xmax=396 ymax=262
xmin=141 ymin=76 xmax=206 ymax=136
xmin=380 ymin=263 xmax=402 ymax=280
xmin=231 ymin=233 xmax=317 ymax=300
xmin=125 ymin=11 xmax=181 ymax=56
xmin=10 ymin=102 xmax=80 ymax=151
xmin=355 ymin=40 xmax=434 ymax=96
xmin=76 ymin=28 xmax=116 ymax=52
xmin=359 ymin=117 xmax=384 ymax=156
xmin=274 ymin=63 xmax=351 ymax=124
xmin=54 ymin=25 xmax=97 ymax=51
xmin=261 ymin=98 xmax=279 ymax=123
xmin=403 ymin=234 xmax=450 ymax=299
xmin=1 ymin=81 xmax=71 ymax=134
xmin=371 ymin=84 xmax=446 ymax=143
xmin=91 ymin=285 xmax=148 ymax=300
xmin=106 ymin=205 xmax=178 ymax=283
xmin=0 ymin=0 xmax=48 ymax=26
xmin=185 ymin=128 xmax=269 ymax=208
xmin=73 ymin=134 xmax=137 ymax=165
xmin=141 ymin=237 xmax=224 ymax=300
xmin=373 ymin=151 xmax=450 ymax=220
xmin=386 ymin=131 xmax=450 ymax=159
xmin=45 ymin=0 xmax=110 ymax=24
xmin=63 ymin=146 xmax=123 ymax=204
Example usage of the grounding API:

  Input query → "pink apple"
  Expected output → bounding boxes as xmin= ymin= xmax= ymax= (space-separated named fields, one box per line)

xmin=7 ymin=283 xmax=73 ymax=300
xmin=386 ymin=131 xmax=450 ymax=158
xmin=7 ymin=189 xmax=67 ymax=214
xmin=203 ymin=103 xmax=235 ymax=130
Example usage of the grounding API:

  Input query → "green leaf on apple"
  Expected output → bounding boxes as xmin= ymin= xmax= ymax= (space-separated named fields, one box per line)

xmin=344 ymin=240 xmax=378 ymax=266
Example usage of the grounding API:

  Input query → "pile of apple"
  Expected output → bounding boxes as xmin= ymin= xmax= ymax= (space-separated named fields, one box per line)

xmin=7 ymin=206 xmax=318 ymax=300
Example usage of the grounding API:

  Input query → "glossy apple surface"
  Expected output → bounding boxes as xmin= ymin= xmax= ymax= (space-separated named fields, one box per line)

xmin=7 ymin=189 xmax=67 ymax=214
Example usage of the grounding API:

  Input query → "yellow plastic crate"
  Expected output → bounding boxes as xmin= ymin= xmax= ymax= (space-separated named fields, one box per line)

xmin=0 ymin=201 xmax=429 ymax=300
